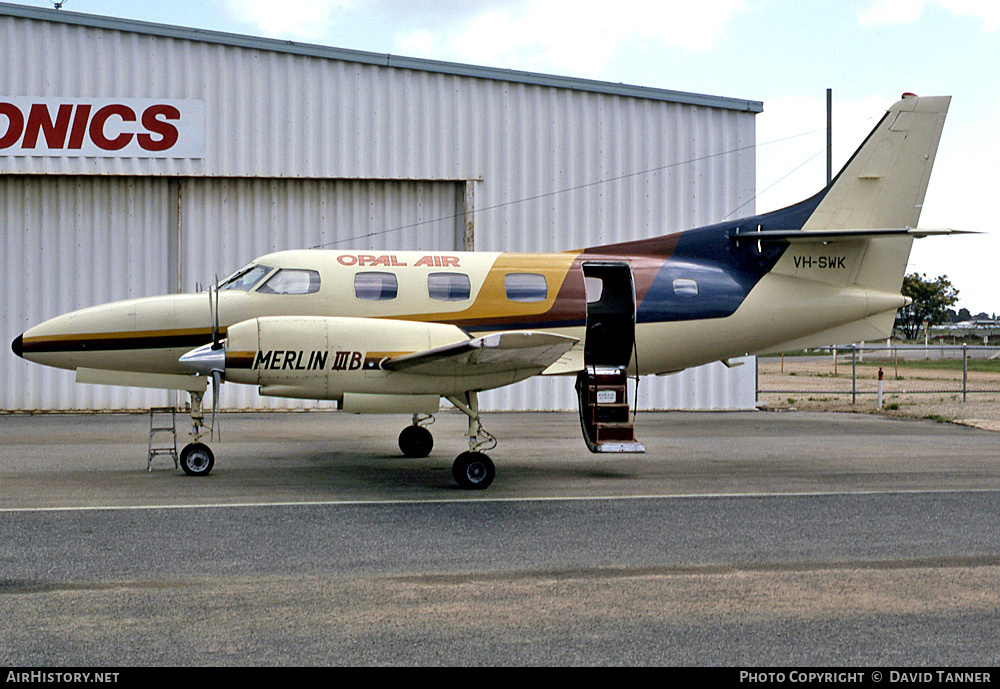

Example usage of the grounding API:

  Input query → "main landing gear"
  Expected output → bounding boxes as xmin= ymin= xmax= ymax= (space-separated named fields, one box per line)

xmin=398 ymin=414 xmax=434 ymax=458
xmin=399 ymin=391 xmax=497 ymax=490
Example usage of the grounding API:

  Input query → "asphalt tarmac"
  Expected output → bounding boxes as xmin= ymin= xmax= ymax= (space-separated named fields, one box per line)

xmin=1 ymin=410 xmax=999 ymax=666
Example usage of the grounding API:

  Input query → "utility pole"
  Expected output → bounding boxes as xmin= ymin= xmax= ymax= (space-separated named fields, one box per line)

xmin=826 ymin=88 xmax=833 ymax=186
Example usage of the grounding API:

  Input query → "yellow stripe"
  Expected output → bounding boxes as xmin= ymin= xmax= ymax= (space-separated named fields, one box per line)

xmin=395 ymin=252 xmax=579 ymax=323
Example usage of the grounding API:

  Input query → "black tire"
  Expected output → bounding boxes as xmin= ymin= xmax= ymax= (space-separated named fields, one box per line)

xmin=179 ymin=442 xmax=215 ymax=476
xmin=452 ymin=451 xmax=495 ymax=490
xmin=398 ymin=425 xmax=434 ymax=458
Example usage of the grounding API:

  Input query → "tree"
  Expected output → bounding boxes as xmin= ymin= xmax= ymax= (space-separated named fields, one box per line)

xmin=894 ymin=273 xmax=959 ymax=340
xmin=946 ymin=307 xmax=972 ymax=323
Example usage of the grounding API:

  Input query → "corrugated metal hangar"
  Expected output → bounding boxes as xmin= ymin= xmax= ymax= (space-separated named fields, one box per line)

xmin=1 ymin=2 xmax=762 ymax=412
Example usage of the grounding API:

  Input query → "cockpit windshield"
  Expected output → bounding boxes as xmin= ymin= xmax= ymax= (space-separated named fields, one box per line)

xmin=218 ymin=264 xmax=274 ymax=291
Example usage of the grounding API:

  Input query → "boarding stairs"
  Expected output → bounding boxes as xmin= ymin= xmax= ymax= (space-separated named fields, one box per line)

xmin=575 ymin=366 xmax=644 ymax=453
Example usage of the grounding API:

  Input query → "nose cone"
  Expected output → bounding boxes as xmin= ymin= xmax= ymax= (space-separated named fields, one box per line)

xmin=12 ymin=334 xmax=23 ymax=359
xmin=179 ymin=343 xmax=226 ymax=376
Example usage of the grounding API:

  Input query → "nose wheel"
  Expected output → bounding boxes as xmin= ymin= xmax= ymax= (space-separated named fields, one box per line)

xmin=179 ymin=442 xmax=215 ymax=476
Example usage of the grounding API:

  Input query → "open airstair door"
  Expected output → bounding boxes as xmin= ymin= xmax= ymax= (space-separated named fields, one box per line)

xmin=576 ymin=263 xmax=645 ymax=453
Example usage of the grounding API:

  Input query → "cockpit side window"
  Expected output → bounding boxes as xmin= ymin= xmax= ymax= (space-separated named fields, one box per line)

xmin=257 ymin=269 xmax=321 ymax=295
xmin=218 ymin=264 xmax=274 ymax=291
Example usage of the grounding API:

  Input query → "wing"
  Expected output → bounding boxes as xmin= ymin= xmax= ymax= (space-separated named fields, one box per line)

xmin=381 ymin=330 xmax=578 ymax=377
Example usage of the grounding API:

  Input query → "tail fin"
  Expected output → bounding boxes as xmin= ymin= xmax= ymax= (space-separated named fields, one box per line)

xmin=800 ymin=94 xmax=950 ymax=295
xmin=756 ymin=94 xmax=952 ymax=349
xmin=766 ymin=94 xmax=951 ymax=296
xmin=804 ymin=93 xmax=951 ymax=233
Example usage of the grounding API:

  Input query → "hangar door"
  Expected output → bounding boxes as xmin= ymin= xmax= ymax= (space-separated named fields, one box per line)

xmin=2 ymin=175 xmax=466 ymax=411
xmin=1 ymin=175 xmax=174 ymax=411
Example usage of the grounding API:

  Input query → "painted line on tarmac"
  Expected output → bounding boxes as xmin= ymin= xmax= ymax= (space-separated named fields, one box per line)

xmin=2 ymin=487 xmax=999 ymax=514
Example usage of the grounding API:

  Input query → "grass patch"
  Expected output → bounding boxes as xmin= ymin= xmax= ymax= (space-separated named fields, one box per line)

xmin=886 ymin=359 xmax=1000 ymax=373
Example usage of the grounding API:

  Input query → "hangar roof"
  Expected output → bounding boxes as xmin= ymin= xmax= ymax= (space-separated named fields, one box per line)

xmin=0 ymin=1 xmax=762 ymax=114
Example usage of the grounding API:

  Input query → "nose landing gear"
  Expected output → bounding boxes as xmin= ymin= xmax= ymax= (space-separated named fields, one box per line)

xmin=179 ymin=389 xmax=216 ymax=476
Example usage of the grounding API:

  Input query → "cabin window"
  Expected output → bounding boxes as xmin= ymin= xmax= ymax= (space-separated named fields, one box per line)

xmin=585 ymin=277 xmax=604 ymax=304
xmin=257 ymin=269 xmax=321 ymax=295
xmin=427 ymin=272 xmax=471 ymax=301
xmin=354 ymin=272 xmax=398 ymax=301
xmin=672 ymin=278 xmax=699 ymax=297
xmin=504 ymin=273 xmax=548 ymax=302
xmin=219 ymin=264 xmax=273 ymax=291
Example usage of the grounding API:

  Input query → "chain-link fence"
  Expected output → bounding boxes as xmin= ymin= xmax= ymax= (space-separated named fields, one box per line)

xmin=757 ymin=346 xmax=1000 ymax=405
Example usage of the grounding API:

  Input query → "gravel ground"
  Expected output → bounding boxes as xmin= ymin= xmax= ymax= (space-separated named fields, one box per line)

xmin=758 ymin=381 xmax=1000 ymax=430
xmin=757 ymin=354 xmax=1000 ymax=432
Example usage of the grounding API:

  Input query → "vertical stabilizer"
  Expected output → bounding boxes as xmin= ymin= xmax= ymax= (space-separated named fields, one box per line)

xmin=800 ymin=94 xmax=950 ymax=295
xmin=804 ymin=94 xmax=950 ymax=232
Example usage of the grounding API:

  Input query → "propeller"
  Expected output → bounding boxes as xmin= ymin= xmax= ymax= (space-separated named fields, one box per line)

xmin=208 ymin=276 xmax=222 ymax=440
xmin=210 ymin=276 xmax=221 ymax=351
xmin=179 ymin=278 xmax=227 ymax=441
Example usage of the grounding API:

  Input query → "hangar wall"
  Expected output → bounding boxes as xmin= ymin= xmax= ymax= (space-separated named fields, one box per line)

xmin=2 ymin=175 xmax=462 ymax=411
xmin=0 ymin=3 xmax=761 ymax=412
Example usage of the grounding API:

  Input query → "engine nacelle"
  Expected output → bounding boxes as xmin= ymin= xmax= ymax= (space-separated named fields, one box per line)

xmin=222 ymin=316 xmax=470 ymax=400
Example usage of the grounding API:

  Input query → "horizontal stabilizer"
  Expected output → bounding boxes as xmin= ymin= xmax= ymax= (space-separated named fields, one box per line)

xmin=382 ymin=331 xmax=578 ymax=377
xmin=729 ymin=227 xmax=972 ymax=243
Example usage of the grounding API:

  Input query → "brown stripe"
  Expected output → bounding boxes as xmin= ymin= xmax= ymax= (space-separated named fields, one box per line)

xmin=21 ymin=327 xmax=227 ymax=353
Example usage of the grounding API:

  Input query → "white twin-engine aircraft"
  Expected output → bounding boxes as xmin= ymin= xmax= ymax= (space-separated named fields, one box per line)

xmin=13 ymin=94 xmax=962 ymax=489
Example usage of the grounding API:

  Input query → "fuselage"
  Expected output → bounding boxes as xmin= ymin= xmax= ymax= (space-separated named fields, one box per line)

xmin=14 ymin=236 xmax=905 ymax=393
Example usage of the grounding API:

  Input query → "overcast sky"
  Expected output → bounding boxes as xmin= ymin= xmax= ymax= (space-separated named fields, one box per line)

xmin=16 ymin=0 xmax=1000 ymax=313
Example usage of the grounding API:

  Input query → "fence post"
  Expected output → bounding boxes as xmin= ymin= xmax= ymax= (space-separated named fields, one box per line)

xmin=755 ymin=354 xmax=759 ymax=403
xmin=852 ymin=345 xmax=857 ymax=405
xmin=963 ymin=344 xmax=968 ymax=403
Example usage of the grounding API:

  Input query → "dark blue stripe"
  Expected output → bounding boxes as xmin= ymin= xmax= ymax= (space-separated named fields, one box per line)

xmin=637 ymin=190 xmax=827 ymax=323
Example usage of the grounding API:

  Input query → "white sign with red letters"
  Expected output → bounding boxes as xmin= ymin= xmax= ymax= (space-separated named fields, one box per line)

xmin=0 ymin=98 xmax=204 ymax=159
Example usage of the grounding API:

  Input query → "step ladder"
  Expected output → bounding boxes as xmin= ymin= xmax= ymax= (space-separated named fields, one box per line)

xmin=148 ymin=407 xmax=179 ymax=471
xmin=575 ymin=366 xmax=644 ymax=453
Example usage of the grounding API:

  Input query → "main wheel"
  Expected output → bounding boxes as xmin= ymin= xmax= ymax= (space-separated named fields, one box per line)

xmin=179 ymin=442 xmax=215 ymax=476
xmin=398 ymin=425 xmax=434 ymax=458
xmin=452 ymin=451 xmax=495 ymax=490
